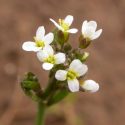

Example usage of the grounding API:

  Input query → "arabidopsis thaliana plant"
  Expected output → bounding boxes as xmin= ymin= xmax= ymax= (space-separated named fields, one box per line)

xmin=37 ymin=46 xmax=66 ymax=70
xmin=55 ymin=59 xmax=88 ymax=92
xmin=81 ymin=80 xmax=99 ymax=92
xmin=82 ymin=20 xmax=102 ymax=41
xmin=50 ymin=15 xmax=78 ymax=33
xmin=22 ymin=26 xmax=54 ymax=52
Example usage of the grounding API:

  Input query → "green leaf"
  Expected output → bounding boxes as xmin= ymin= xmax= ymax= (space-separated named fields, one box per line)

xmin=47 ymin=89 xmax=69 ymax=106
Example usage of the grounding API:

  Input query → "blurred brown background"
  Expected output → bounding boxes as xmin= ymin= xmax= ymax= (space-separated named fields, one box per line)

xmin=0 ymin=0 xmax=125 ymax=125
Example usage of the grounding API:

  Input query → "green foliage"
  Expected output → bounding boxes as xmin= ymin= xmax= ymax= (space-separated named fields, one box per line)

xmin=47 ymin=89 xmax=69 ymax=106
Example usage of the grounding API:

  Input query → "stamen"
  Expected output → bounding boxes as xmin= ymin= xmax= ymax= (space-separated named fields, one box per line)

xmin=44 ymin=55 xmax=55 ymax=64
xmin=34 ymin=37 xmax=45 ymax=48
xmin=67 ymin=70 xmax=78 ymax=80
xmin=59 ymin=19 xmax=69 ymax=31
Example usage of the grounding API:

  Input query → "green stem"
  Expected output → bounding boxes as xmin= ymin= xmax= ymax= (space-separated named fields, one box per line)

xmin=36 ymin=102 xmax=46 ymax=125
xmin=42 ymin=76 xmax=56 ymax=99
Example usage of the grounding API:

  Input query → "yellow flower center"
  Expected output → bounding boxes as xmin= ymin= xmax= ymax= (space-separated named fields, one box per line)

xmin=67 ymin=70 xmax=78 ymax=80
xmin=44 ymin=55 xmax=55 ymax=64
xmin=34 ymin=37 xmax=45 ymax=48
xmin=59 ymin=19 xmax=69 ymax=31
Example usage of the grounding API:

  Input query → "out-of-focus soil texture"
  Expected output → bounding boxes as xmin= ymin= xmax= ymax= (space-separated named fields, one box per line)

xmin=0 ymin=0 xmax=125 ymax=125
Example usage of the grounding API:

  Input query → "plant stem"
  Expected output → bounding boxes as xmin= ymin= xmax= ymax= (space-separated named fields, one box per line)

xmin=42 ymin=76 xmax=56 ymax=99
xmin=36 ymin=102 xmax=46 ymax=125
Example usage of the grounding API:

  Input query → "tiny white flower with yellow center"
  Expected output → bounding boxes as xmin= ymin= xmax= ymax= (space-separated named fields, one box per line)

xmin=55 ymin=59 xmax=88 ymax=92
xmin=37 ymin=46 xmax=66 ymax=70
xmin=50 ymin=15 xmax=78 ymax=33
xmin=81 ymin=80 xmax=99 ymax=92
xmin=82 ymin=20 xmax=102 ymax=41
xmin=22 ymin=26 xmax=54 ymax=52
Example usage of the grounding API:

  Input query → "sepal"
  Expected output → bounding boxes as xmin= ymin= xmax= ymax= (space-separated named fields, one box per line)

xmin=53 ymin=29 xmax=69 ymax=46
xmin=79 ymin=35 xmax=91 ymax=49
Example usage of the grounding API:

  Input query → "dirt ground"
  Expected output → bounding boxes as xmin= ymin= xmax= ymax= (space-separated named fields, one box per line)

xmin=0 ymin=0 xmax=125 ymax=125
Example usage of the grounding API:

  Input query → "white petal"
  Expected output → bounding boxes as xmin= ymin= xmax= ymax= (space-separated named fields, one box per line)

xmin=37 ymin=46 xmax=54 ymax=62
xmin=36 ymin=26 xmax=45 ymax=40
xmin=22 ymin=41 xmax=40 ymax=52
xmin=69 ymin=59 xmax=88 ymax=77
xmin=67 ymin=28 xmax=78 ymax=33
xmin=91 ymin=29 xmax=102 ymax=40
xmin=42 ymin=63 xmax=54 ymax=70
xmin=88 ymin=21 xmax=97 ymax=31
xmin=82 ymin=20 xmax=98 ymax=39
xmin=82 ymin=26 xmax=95 ymax=39
xmin=64 ymin=15 xmax=73 ymax=26
xmin=82 ymin=20 xmax=88 ymax=33
xmin=54 ymin=53 xmax=66 ymax=64
xmin=81 ymin=80 xmax=99 ymax=92
xmin=55 ymin=70 xmax=67 ymax=81
xmin=37 ymin=50 xmax=48 ymax=62
xmin=43 ymin=45 xmax=54 ymax=55
xmin=68 ymin=79 xmax=79 ymax=92
xmin=50 ymin=18 xmax=63 ymax=30
xmin=43 ymin=33 xmax=54 ymax=45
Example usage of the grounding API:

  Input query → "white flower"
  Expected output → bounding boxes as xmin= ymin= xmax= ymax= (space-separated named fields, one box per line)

xmin=81 ymin=80 xmax=99 ymax=92
xmin=82 ymin=20 xmax=102 ymax=40
xmin=55 ymin=59 xmax=88 ymax=92
xmin=22 ymin=26 xmax=54 ymax=52
xmin=50 ymin=15 xmax=78 ymax=33
xmin=37 ymin=46 xmax=66 ymax=70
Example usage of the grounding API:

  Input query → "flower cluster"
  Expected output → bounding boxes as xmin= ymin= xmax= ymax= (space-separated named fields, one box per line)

xmin=22 ymin=15 xmax=102 ymax=93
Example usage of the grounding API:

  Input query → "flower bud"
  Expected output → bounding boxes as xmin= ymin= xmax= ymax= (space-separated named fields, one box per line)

xmin=21 ymin=72 xmax=43 ymax=101
xmin=21 ymin=72 xmax=40 ymax=90
xmin=81 ymin=80 xmax=99 ymax=92
xmin=73 ymin=50 xmax=89 ymax=62
xmin=64 ymin=43 xmax=72 ymax=52
xmin=82 ymin=52 xmax=89 ymax=62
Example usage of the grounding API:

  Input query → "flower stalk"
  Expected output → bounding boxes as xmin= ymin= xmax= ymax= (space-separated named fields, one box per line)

xmin=36 ymin=102 xmax=46 ymax=125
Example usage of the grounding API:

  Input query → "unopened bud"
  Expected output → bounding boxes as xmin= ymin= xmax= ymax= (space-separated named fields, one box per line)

xmin=81 ymin=80 xmax=99 ymax=92
xmin=82 ymin=52 xmax=89 ymax=62
xmin=21 ymin=72 xmax=41 ymax=91
xmin=64 ymin=43 xmax=72 ymax=52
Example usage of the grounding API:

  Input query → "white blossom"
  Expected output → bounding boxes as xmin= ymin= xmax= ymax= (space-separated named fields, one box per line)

xmin=55 ymin=59 xmax=88 ymax=92
xmin=81 ymin=80 xmax=99 ymax=92
xmin=37 ymin=46 xmax=66 ymax=70
xmin=22 ymin=26 xmax=54 ymax=52
xmin=82 ymin=20 xmax=102 ymax=40
xmin=50 ymin=15 xmax=78 ymax=33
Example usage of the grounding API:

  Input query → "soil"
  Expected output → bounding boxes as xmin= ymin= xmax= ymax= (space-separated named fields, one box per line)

xmin=0 ymin=0 xmax=125 ymax=125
